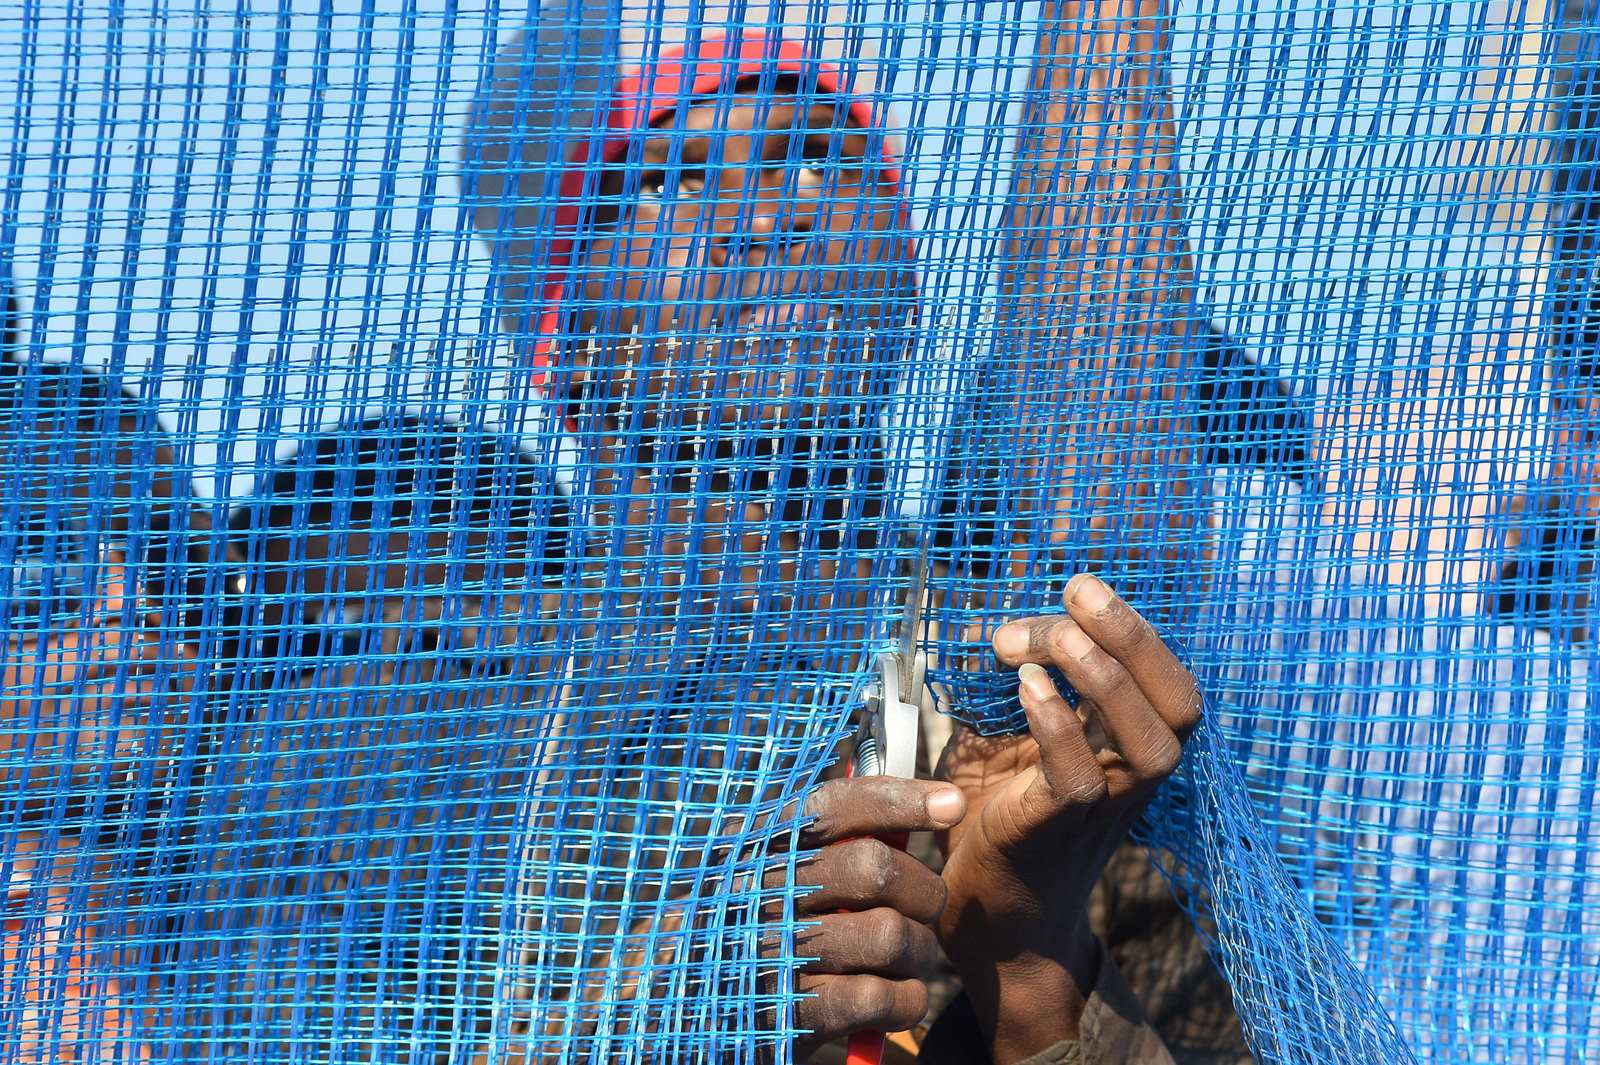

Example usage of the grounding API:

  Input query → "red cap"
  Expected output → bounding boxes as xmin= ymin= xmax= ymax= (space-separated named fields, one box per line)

xmin=528 ymin=32 xmax=910 ymax=386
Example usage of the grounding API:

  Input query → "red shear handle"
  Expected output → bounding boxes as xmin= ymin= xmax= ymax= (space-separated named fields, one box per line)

xmin=847 ymin=1030 xmax=889 ymax=1065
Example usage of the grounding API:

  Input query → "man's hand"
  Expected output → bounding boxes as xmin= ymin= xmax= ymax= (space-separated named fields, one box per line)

xmin=934 ymin=573 xmax=1200 ymax=1063
xmin=773 ymin=776 xmax=966 ymax=1059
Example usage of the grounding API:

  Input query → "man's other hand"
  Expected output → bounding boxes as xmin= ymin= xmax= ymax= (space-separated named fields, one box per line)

xmin=934 ymin=573 xmax=1201 ymax=1063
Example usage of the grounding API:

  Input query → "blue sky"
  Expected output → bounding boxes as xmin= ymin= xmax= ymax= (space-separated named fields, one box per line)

xmin=2 ymin=1 xmax=1547 ymax=495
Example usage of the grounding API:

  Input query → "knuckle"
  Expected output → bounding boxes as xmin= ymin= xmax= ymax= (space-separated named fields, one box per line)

xmin=1108 ymin=603 xmax=1153 ymax=647
xmin=848 ymin=838 xmax=896 ymax=897
xmin=1026 ymin=616 xmax=1060 ymax=655
xmin=1084 ymin=656 xmax=1134 ymax=699
xmin=800 ymin=977 xmax=842 ymax=1034
xmin=794 ymin=920 xmax=829 ymax=965
xmin=1057 ymin=770 xmax=1110 ymax=806
xmin=1018 ymin=778 xmax=1063 ymax=824
xmin=869 ymin=910 xmax=915 ymax=964
xmin=924 ymin=875 xmax=950 ymax=923
xmin=906 ymin=921 xmax=940 ymax=970
xmin=793 ymin=989 xmax=822 ymax=1033
xmin=815 ymin=776 xmax=851 ymax=808
xmin=887 ymin=778 xmax=930 ymax=823
xmin=801 ymin=779 xmax=846 ymax=836
xmin=853 ymin=978 xmax=898 ymax=1027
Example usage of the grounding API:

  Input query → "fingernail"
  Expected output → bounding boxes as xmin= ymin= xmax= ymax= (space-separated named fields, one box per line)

xmin=926 ymin=786 xmax=964 ymax=825
xmin=1018 ymin=662 xmax=1055 ymax=702
xmin=1067 ymin=572 xmax=1113 ymax=612
xmin=993 ymin=623 xmax=1029 ymax=660
xmin=1054 ymin=620 xmax=1095 ymax=659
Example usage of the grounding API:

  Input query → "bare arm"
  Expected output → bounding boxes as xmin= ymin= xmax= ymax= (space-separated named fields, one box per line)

xmin=999 ymin=0 xmax=1200 ymax=568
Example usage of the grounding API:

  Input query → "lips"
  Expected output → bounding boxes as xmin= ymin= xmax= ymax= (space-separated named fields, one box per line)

xmin=651 ymin=419 xmax=875 ymax=540
xmin=584 ymin=305 xmax=882 ymax=548
xmin=736 ymin=300 xmax=821 ymax=334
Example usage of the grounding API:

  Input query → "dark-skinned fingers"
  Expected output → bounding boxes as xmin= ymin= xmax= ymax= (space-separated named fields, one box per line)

xmin=790 ymin=777 xmax=966 ymax=850
xmin=990 ymin=613 xmax=1071 ymax=668
xmin=795 ymin=908 xmax=942 ymax=979
xmin=774 ymin=837 xmax=947 ymax=922
xmin=1017 ymin=663 xmax=1109 ymax=811
xmin=1042 ymin=619 xmax=1183 ymax=784
xmin=1063 ymin=573 xmax=1202 ymax=739
xmin=794 ymin=973 xmax=930 ymax=1043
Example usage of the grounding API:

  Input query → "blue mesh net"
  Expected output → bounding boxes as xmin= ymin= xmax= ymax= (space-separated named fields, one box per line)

xmin=2 ymin=0 xmax=1597 ymax=1061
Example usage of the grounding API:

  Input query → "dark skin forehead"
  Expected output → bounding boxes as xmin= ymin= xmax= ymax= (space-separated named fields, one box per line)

xmin=647 ymin=91 xmax=864 ymax=153
xmin=596 ymin=86 xmax=877 ymax=204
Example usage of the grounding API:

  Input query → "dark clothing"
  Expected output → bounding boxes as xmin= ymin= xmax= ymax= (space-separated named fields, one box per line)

xmin=831 ymin=838 xmax=1251 ymax=1065
xmin=918 ymin=945 xmax=1177 ymax=1064
xmin=1086 ymin=843 xmax=1251 ymax=1065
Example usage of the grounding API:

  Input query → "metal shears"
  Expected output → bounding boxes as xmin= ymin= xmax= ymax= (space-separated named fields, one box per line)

xmin=853 ymin=547 xmax=928 ymax=781
xmin=846 ymin=545 xmax=929 ymax=1065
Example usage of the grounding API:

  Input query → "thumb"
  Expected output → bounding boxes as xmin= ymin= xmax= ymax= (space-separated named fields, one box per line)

xmin=795 ymin=777 xmax=966 ymax=848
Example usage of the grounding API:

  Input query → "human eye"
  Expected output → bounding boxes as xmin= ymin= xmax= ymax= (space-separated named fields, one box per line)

xmin=676 ymin=167 xmax=708 ymax=194
xmin=3 ymin=520 xmax=95 ymax=632
xmin=798 ymin=134 xmax=863 ymax=182
xmin=637 ymin=168 xmax=669 ymax=200
xmin=598 ymin=163 xmax=675 ymax=212
xmin=4 ymin=558 xmax=63 ymax=631
xmin=643 ymin=165 xmax=708 ymax=199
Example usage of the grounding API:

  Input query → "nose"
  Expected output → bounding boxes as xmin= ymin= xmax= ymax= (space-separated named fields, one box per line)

xmin=79 ymin=571 xmax=169 ymax=684
xmin=705 ymin=178 xmax=816 ymax=271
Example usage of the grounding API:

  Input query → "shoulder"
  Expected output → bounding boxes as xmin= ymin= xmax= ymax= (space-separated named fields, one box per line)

xmin=227 ymin=413 xmax=577 ymax=670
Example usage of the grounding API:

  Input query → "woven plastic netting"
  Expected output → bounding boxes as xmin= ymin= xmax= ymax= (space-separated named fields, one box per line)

xmin=2 ymin=0 xmax=1596 ymax=1061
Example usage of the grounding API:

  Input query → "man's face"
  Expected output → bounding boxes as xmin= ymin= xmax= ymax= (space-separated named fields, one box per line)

xmin=1 ymin=436 xmax=217 ymax=805
xmin=570 ymin=84 xmax=912 ymax=434
xmin=2 ymin=544 xmax=199 ymax=789
xmin=556 ymin=83 xmax=908 ymax=629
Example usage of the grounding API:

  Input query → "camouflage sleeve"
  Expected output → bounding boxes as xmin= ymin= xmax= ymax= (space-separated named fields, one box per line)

xmin=916 ymin=944 xmax=1176 ymax=1065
